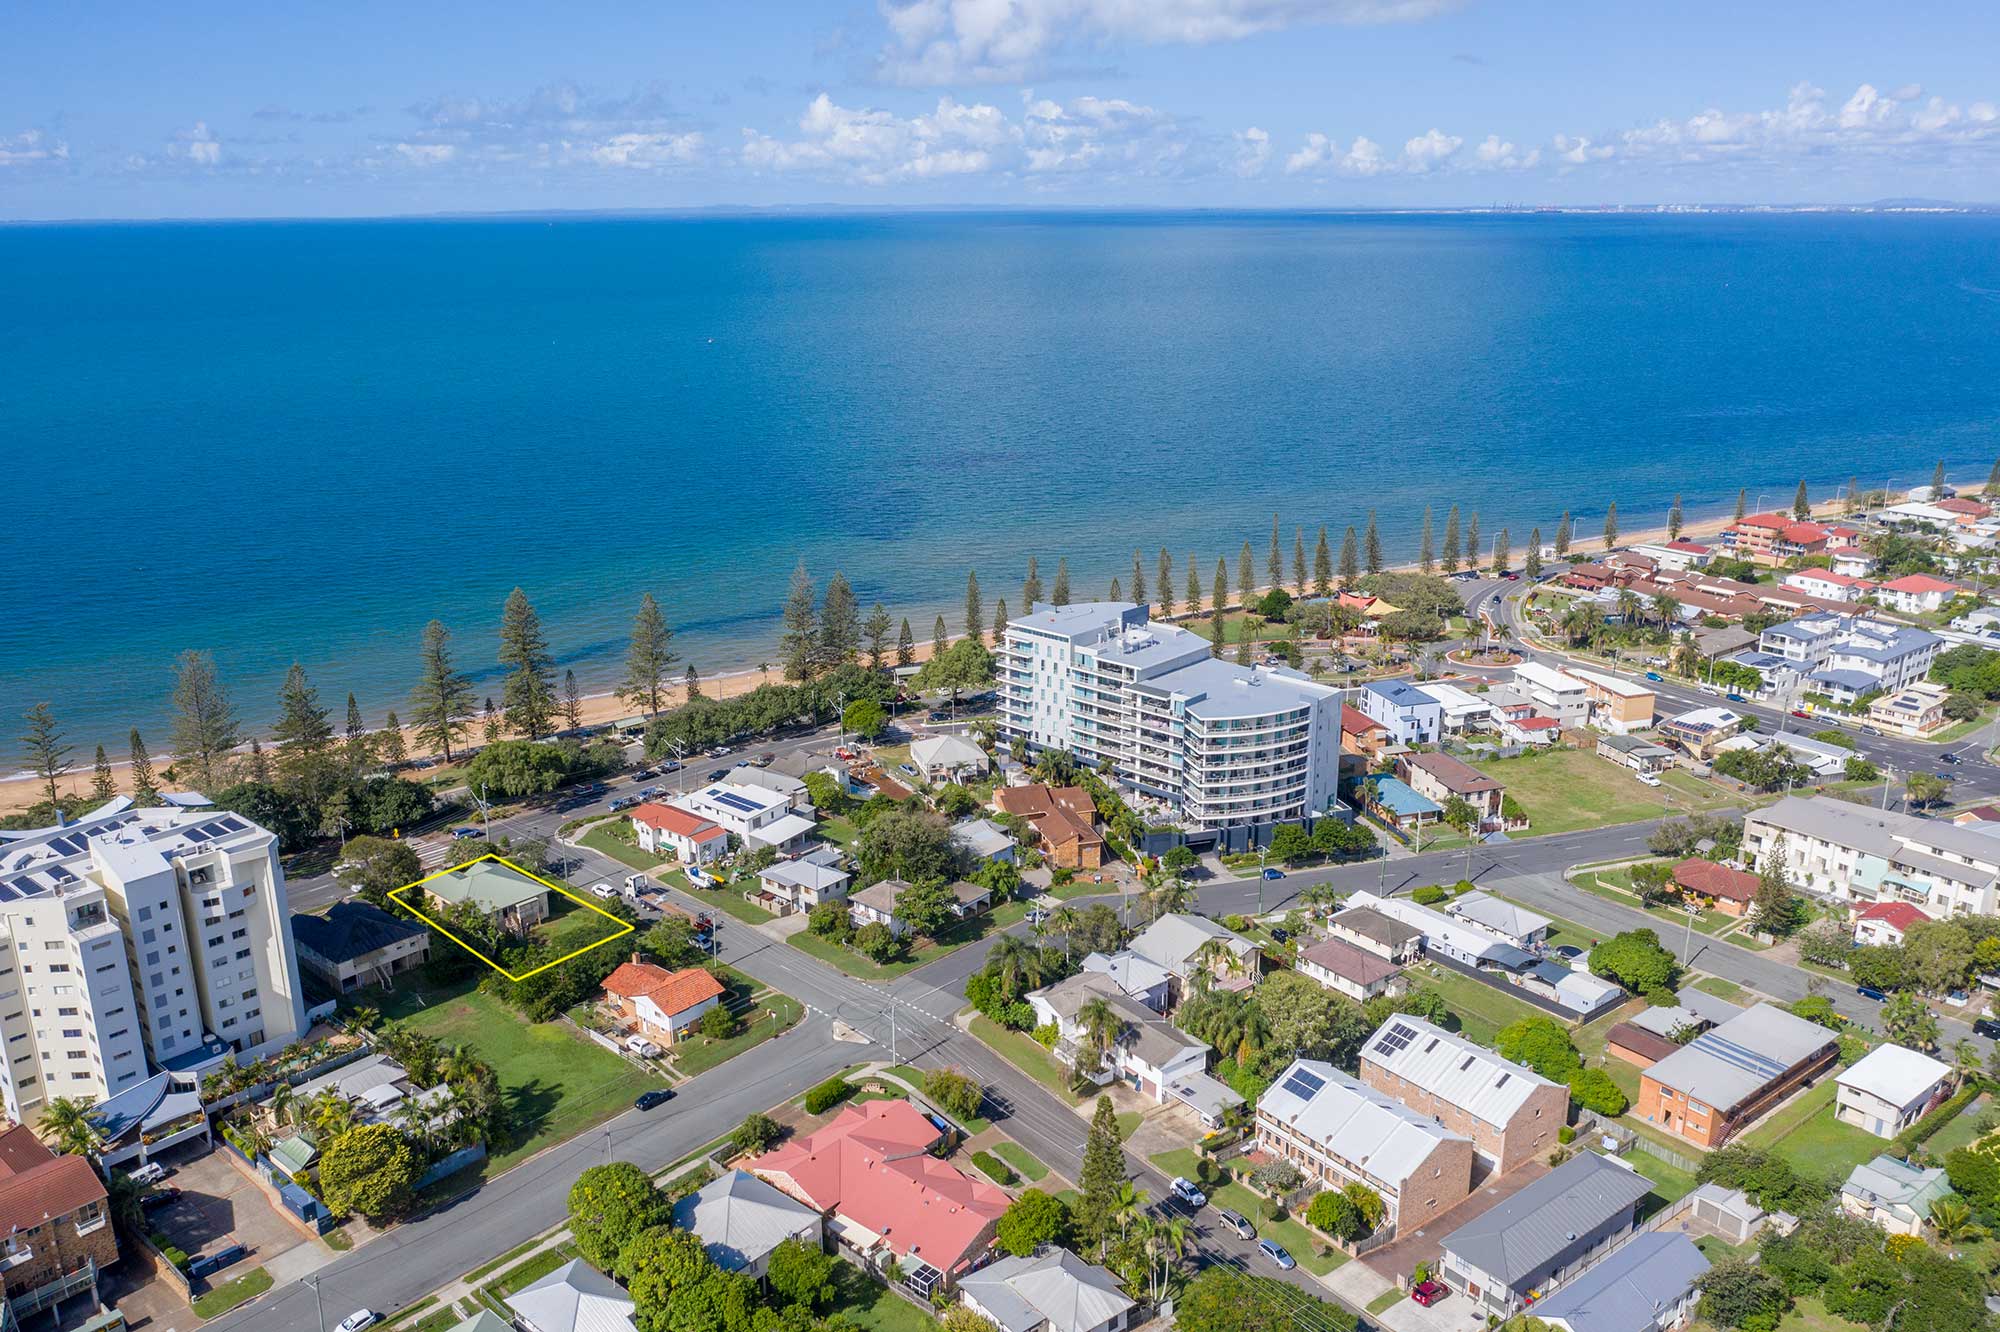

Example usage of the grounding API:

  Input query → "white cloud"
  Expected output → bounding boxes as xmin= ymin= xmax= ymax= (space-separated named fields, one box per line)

xmin=571 ymin=131 xmax=705 ymax=169
xmin=1400 ymin=128 xmax=1461 ymax=172
xmin=394 ymin=143 xmax=457 ymax=165
xmin=876 ymin=0 xmax=1461 ymax=85
xmin=741 ymin=89 xmax=1192 ymax=184
xmin=1553 ymin=133 xmax=1612 ymax=164
xmin=1234 ymin=126 xmax=1271 ymax=176
xmin=1472 ymin=133 xmax=1538 ymax=169
xmin=171 ymin=122 xmax=222 ymax=166
xmin=0 ymin=129 xmax=68 ymax=167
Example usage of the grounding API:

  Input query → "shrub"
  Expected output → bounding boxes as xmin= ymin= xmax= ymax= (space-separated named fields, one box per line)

xmin=1411 ymin=885 xmax=1448 ymax=906
xmin=699 ymin=1006 xmax=738 ymax=1040
xmin=1261 ymin=1195 xmax=1286 ymax=1221
xmin=995 ymin=1189 xmax=1068 ymax=1257
xmin=803 ymin=1078 xmax=853 ymax=1115
xmin=1306 ymin=1190 xmax=1362 ymax=1240
xmin=1568 ymin=1067 xmax=1630 ymax=1116
xmin=852 ymin=922 xmax=900 ymax=963
xmin=924 ymin=1068 xmax=986 ymax=1122
xmin=731 ymin=1112 xmax=781 ymax=1156
xmin=808 ymin=900 xmax=851 ymax=940
xmin=971 ymin=1151 xmax=1018 ymax=1186
xmin=1557 ymin=1125 xmax=1575 ymax=1144
xmin=1249 ymin=1158 xmax=1304 ymax=1194
xmin=1032 ymin=1022 xmax=1060 ymax=1049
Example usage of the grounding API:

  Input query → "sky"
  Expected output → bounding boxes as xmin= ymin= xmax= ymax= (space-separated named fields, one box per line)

xmin=5 ymin=1 xmax=2000 ymax=219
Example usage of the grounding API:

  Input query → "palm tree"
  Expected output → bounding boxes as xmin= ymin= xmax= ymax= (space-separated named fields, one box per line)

xmin=268 ymin=1082 xmax=297 ymax=1129
xmin=987 ymin=934 xmax=1045 ymax=1001
xmin=1076 ymin=997 xmax=1123 ymax=1073
xmin=1148 ymin=877 xmax=1195 ymax=921
xmin=311 ymin=1091 xmax=357 ymax=1142
xmin=1191 ymin=937 xmax=1236 ymax=990
xmin=1047 ymin=906 xmax=1085 ymax=959
xmin=1650 ymin=593 xmax=1681 ymax=630
xmin=1614 ymin=589 xmax=1642 ymax=627
xmin=1149 ymin=1213 xmax=1190 ymax=1302
xmin=38 ymin=1097 xmax=100 ymax=1158
xmin=1932 ymin=1196 xmax=1981 ymax=1242
xmin=1112 ymin=1181 xmax=1149 ymax=1239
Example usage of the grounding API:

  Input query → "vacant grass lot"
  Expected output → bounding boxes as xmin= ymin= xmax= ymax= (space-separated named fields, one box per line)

xmin=1481 ymin=747 xmax=1736 ymax=837
xmin=191 ymin=1267 xmax=272 ymax=1319
xmin=380 ymin=982 xmax=662 ymax=1174
xmin=789 ymin=898 xmax=1034 ymax=981
xmin=1691 ymin=975 xmax=1747 ymax=1002
xmin=578 ymin=824 xmax=660 ymax=872
xmin=1411 ymin=964 xmax=1552 ymax=1047
xmin=968 ymin=1014 xmax=1079 ymax=1099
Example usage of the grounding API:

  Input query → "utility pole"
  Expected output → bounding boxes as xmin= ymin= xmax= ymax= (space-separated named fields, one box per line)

xmin=306 ymin=1273 xmax=326 ymax=1332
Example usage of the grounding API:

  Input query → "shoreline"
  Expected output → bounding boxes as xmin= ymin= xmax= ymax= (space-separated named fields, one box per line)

xmin=0 ymin=484 xmax=1908 ymax=816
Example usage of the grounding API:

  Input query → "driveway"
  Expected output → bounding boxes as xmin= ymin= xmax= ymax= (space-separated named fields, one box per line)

xmin=1361 ymin=1159 xmax=1551 ymax=1282
xmin=147 ymin=1147 xmax=309 ymax=1284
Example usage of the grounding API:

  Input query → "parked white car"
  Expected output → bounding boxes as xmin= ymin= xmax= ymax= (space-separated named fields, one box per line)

xmin=337 ymin=1312 xmax=379 ymax=1332
xmin=591 ymin=882 xmax=619 ymax=899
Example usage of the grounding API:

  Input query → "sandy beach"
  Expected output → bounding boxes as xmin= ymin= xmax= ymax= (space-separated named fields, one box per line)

xmin=0 ymin=488 xmax=1887 ymax=817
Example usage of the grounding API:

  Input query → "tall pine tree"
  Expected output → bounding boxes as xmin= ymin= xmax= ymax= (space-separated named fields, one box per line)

xmin=864 ymin=603 xmax=893 ymax=669
xmin=92 ymin=743 xmax=116 ymax=802
xmin=1793 ymin=480 xmax=1810 ymax=519
xmin=1212 ymin=558 xmax=1227 ymax=619
xmin=20 ymin=704 xmax=72 ymax=810
xmin=1267 ymin=514 xmax=1283 ymax=591
xmin=1601 ymin=502 xmax=1618 ymax=551
xmin=168 ymin=649 xmax=239 ymax=794
xmin=1293 ymin=528 xmax=1307 ymax=595
xmin=991 ymin=598 xmax=1007 ymax=644
xmin=1185 ymin=556 xmax=1202 ymax=615
xmin=1465 ymin=512 xmax=1481 ymax=568
xmin=932 ymin=615 xmax=949 ymax=658
xmin=1442 ymin=505 xmax=1462 ymax=573
xmin=561 ymin=670 xmax=584 ymax=731
xmin=1337 ymin=526 xmax=1359 ymax=588
xmin=1931 ymin=460 xmax=1947 ymax=497
xmin=343 ymin=692 xmax=373 ymax=774
xmin=1986 ymin=458 xmax=2000 ymax=498
xmin=819 ymin=573 xmax=860 ymax=668
xmin=1526 ymin=527 xmax=1543 ymax=580
xmin=1077 ymin=1095 xmax=1126 ymax=1255
xmin=1554 ymin=510 xmax=1571 ymax=558
xmin=1313 ymin=527 xmax=1332 ymax=596
xmin=1132 ymin=550 xmax=1147 ymax=606
xmin=1668 ymin=495 xmax=1683 ymax=540
xmin=1419 ymin=507 xmax=1435 ymax=574
xmin=618 ymin=593 xmax=679 ymax=716
xmin=411 ymin=620 xmax=473 ymax=762
xmin=1492 ymin=527 xmax=1511 ymax=575
xmin=1051 ymin=559 xmax=1071 ymax=607
xmin=129 ymin=728 xmax=158 ymax=806
xmin=379 ymin=713 xmax=407 ymax=765
xmin=1363 ymin=510 xmax=1383 ymax=575
xmin=1734 ymin=488 xmax=1746 ymax=521
xmin=896 ymin=618 xmax=915 ymax=668
xmin=1023 ymin=557 xmax=1044 ymax=610
xmin=1156 ymin=549 xmax=1173 ymax=614
xmin=1237 ymin=541 xmax=1254 ymax=606
xmin=273 ymin=663 xmax=336 ymax=807
xmin=780 ymin=560 xmax=819 ymax=682
xmin=498 ymin=588 xmax=557 ymax=738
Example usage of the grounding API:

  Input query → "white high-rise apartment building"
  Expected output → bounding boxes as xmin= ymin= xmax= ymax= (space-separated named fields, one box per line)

xmin=998 ymin=602 xmax=1342 ymax=833
xmin=0 ymin=802 xmax=308 ymax=1122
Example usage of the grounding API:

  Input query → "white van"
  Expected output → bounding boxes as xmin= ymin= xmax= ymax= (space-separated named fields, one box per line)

xmin=624 ymin=1035 xmax=662 ymax=1058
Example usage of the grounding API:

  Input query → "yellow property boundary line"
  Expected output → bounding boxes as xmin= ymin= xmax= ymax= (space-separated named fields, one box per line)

xmin=388 ymin=853 xmax=635 ymax=982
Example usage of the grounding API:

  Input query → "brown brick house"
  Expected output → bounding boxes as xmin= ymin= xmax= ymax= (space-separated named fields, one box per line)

xmin=1358 ymin=1016 xmax=1568 ymax=1174
xmin=0 ymin=1126 xmax=119 ymax=1296
xmin=1638 ymin=1004 xmax=1838 ymax=1148
xmin=992 ymin=784 xmax=1105 ymax=869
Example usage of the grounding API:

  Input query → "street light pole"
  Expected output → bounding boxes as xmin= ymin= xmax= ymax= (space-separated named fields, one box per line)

xmin=306 ymin=1273 xmax=326 ymax=1332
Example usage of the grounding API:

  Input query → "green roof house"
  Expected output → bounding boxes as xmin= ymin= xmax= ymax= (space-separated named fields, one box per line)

xmin=422 ymin=859 xmax=550 ymax=935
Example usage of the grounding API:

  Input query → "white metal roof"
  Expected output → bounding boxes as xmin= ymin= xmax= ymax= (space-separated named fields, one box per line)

xmin=1346 ymin=892 xmax=1506 ymax=963
xmin=1836 ymin=1044 xmax=1952 ymax=1107
xmin=1448 ymin=891 xmax=1551 ymax=941
xmin=1259 ymin=1058 xmax=1467 ymax=1189
xmin=1357 ymin=1015 xmax=1554 ymax=1127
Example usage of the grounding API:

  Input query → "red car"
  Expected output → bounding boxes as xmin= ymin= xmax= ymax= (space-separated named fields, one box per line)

xmin=835 ymin=747 xmax=856 ymax=761
xmin=1790 ymin=709 xmax=1811 ymax=719
xmin=1411 ymin=1281 xmax=1449 ymax=1307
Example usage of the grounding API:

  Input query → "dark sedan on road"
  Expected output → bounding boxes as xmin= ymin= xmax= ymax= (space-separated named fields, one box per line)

xmin=635 ymin=1089 xmax=674 ymax=1111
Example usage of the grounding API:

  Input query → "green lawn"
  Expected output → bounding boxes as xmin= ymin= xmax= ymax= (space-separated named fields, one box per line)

xmin=672 ymin=991 xmax=805 ymax=1077
xmin=968 ymin=1015 xmax=1079 ymax=1100
xmin=1609 ymin=1146 xmax=1698 ymax=1220
xmin=1739 ymin=1080 xmax=1884 ymax=1180
xmin=1691 ymin=975 xmax=1747 ymax=1003
xmin=992 ymin=1140 xmax=1050 ymax=1182
xmin=661 ymin=870 xmax=779 ymax=925
xmin=191 ymin=1267 xmax=272 ymax=1318
xmin=828 ymin=1262 xmax=938 ymax=1332
xmin=384 ymin=985 xmax=663 ymax=1174
xmin=1412 ymin=964 xmax=1553 ymax=1047
xmin=818 ymin=816 xmax=859 ymax=848
xmin=789 ymin=899 xmax=1034 ymax=981
xmin=1924 ymin=1094 xmax=1988 ymax=1158
xmin=1367 ymin=1289 xmax=1405 ymax=1316
xmin=1148 ymin=1148 xmax=1204 ymax=1181
xmin=1480 ymin=748 xmax=1736 ymax=837
xmin=1116 ymin=1111 xmax=1141 ymax=1141
xmin=578 ymin=824 xmax=661 ymax=872
xmin=1575 ymin=999 xmax=1647 ymax=1061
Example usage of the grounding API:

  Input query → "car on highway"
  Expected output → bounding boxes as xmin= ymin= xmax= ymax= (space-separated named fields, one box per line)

xmin=753 ymin=753 xmax=776 ymax=767
xmin=638 ymin=786 xmax=663 ymax=799
xmin=336 ymin=1313 xmax=379 ymax=1332
xmin=1170 ymin=1177 xmax=1207 ymax=1208
xmin=710 ymin=746 xmax=733 ymax=757
xmin=1644 ymin=671 xmax=1663 ymax=682
xmin=1258 ymin=1240 xmax=1296 ymax=1270
xmin=707 ymin=768 xmax=731 ymax=781
xmin=635 ymin=1089 xmax=674 ymax=1111
xmin=609 ymin=796 xmax=640 ymax=812
xmin=592 ymin=883 xmax=619 ymax=899
xmin=1976 ymin=1018 xmax=2000 ymax=1040
xmin=451 ymin=826 xmax=484 ymax=840
xmin=1857 ymin=984 xmax=1889 ymax=1002
xmin=835 ymin=747 xmax=857 ymax=761
xmin=1411 ymin=1281 xmax=1449 ymax=1307
xmin=660 ymin=760 xmax=683 ymax=773
xmin=927 ymin=711 xmax=951 ymax=723
xmin=1261 ymin=867 xmax=1284 ymax=880
xmin=1941 ymin=751 xmax=1963 ymax=765
xmin=1724 ymin=692 xmax=1747 ymax=703
xmin=1216 ymin=1208 xmax=1255 ymax=1240
xmin=1791 ymin=709 xmax=1812 ymax=719
xmin=1026 ymin=907 xmax=1050 ymax=926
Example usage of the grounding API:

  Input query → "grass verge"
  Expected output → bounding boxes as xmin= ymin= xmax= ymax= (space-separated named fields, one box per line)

xmin=192 ymin=1267 xmax=272 ymax=1319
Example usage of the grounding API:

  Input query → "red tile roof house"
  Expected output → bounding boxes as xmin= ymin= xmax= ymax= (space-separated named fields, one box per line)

xmin=601 ymin=956 xmax=726 ymax=1046
xmin=1853 ymin=901 xmax=1931 ymax=948
xmin=0 ymin=1125 xmax=118 ymax=1300
xmin=751 ymin=1100 xmax=1008 ymax=1294
xmin=1720 ymin=513 xmax=1831 ymax=565
xmin=1340 ymin=704 xmax=1392 ymax=757
xmin=1875 ymin=574 xmax=1962 ymax=615
xmin=631 ymin=802 xmax=729 ymax=865
xmin=1671 ymin=858 xmax=1759 ymax=919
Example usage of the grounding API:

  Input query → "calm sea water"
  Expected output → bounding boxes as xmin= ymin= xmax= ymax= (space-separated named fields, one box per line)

xmin=4 ymin=210 xmax=2000 ymax=749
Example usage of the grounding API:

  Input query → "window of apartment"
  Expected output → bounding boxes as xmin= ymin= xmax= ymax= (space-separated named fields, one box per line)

xmin=235 ymin=950 xmax=251 ymax=961
xmin=231 ymin=929 xmax=248 ymax=940
xmin=222 ymin=1016 xmax=236 ymax=1028
xmin=47 ymin=964 xmax=68 ymax=973
xmin=244 ymin=1009 xmax=260 ymax=1023
xmin=229 ymin=909 xmax=245 ymax=920
xmin=57 ymin=1007 xmax=76 ymax=1017
xmin=61 ymin=1028 xmax=81 ymax=1038
xmin=207 ymin=937 xmax=223 ymax=949
xmin=240 ymin=988 xmax=256 ymax=1001
xmin=137 ymin=906 xmax=151 ymax=922
xmin=110 ymin=1031 xmax=129 ymax=1042
xmin=142 ymin=928 xmax=156 ymax=944
xmin=145 ymin=951 xmax=160 ymax=966
xmin=147 ymin=973 xmax=163 ymax=988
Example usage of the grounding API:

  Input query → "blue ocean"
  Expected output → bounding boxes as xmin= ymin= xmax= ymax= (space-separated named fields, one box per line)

xmin=4 ymin=210 xmax=1999 ymax=748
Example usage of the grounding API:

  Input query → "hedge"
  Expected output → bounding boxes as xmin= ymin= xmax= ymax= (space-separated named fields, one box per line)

xmin=970 ymin=1151 xmax=1019 ymax=1186
xmin=803 ymin=1078 xmax=854 ymax=1115
xmin=1897 ymin=1078 xmax=1985 ymax=1157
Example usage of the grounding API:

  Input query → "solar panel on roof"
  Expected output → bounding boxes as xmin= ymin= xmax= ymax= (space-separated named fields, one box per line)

xmin=1280 ymin=1068 xmax=1326 ymax=1099
xmin=185 ymin=828 xmax=213 ymax=843
xmin=1372 ymin=1021 xmax=1418 ymax=1057
xmin=215 ymin=815 xmax=247 ymax=832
